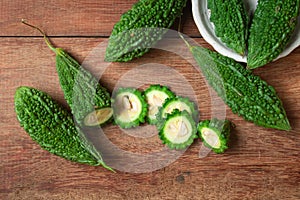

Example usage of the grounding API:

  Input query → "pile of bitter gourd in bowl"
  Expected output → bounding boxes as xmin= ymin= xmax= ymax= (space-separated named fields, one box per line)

xmin=16 ymin=0 xmax=299 ymax=171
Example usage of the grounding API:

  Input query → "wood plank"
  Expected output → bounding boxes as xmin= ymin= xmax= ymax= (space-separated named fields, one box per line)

xmin=1 ymin=37 xmax=300 ymax=199
xmin=1 ymin=0 xmax=200 ymax=37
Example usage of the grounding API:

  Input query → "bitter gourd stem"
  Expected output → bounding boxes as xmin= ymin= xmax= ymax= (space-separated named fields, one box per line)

xmin=178 ymin=32 xmax=192 ymax=50
xmin=21 ymin=19 xmax=57 ymax=53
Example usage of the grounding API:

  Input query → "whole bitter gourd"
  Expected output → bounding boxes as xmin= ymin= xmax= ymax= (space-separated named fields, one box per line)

xmin=55 ymin=48 xmax=111 ymax=125
xmin=14 ymin=86 xmax=113 ymax=171
xmin=105 ymin=0 xmax=187 ymax=62
xmin=247 ymin=0 xmax=300 ymax=69
xmin=208 ymin=0 xmax=249 ymax=55
xmin=179 ymin=35 xmax=291 ymax=130
xmin=22 ymin=20 xmax=111 ymax=126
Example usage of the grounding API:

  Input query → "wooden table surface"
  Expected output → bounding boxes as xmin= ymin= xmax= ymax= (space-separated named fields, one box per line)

xmin=1 ymin=1 xmax=299 ymax=199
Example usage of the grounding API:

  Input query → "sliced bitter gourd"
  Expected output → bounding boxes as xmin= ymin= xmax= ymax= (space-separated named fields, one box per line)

xmin=14 ymin=86 xmax=113 ymax=171
xmin=112 ymin=88 xmax=148 ymax=128
xmin=159 ymin=109 xmax=197 ymax=149
xmin=144 ymin=84 xmax=175 ymax=124
xmin=157 ymin=96 xmax=198 ymax=125
xmin=83 ymin=107 xmax=113 ymax=127
xmin=198 ymin=119 xmax=232 ymax=153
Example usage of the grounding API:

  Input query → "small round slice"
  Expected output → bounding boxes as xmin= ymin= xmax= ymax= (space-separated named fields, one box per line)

xmin=197 ymin=119 xmax=232 ymax=153
xmin=159 ymin=109 xmax=197 ymax=150
xmin=83 ymin=107 xmax=113 ymax=126
xmin=144 ymin=84 xmax=175 ymax=124
xmin=112 ymin=88 xmax=147 ymax=128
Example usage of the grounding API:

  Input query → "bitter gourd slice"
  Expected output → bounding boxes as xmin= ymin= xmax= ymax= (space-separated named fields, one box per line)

xmin=181 ymin=37 xmax=291 ymax=130
xmin=198 ymin=119 xmax=232 ymax=153
xmin=22 ymin=20 xmax=111 ymax=126
xmin=112 ymin=88 xmax=148 ymax=128
xmin=83 ymin=107 xmax=113 ymax=127
xmin=247 ymin=0 xmax=300 ymax=69
xmin=14 ymin=86 xmax=113 ymax=171
xmin=208 ymin=0 xmax=249 ymax=55
xmin=157 ymin=96 xmax=198 ymax=124
xmin=144 ymin=84 xmax=175 ymax=124
xmin=159 ymin=109 xmax=197 ymax=150
xmin=105 ymin=0 xmax=187 ymax=62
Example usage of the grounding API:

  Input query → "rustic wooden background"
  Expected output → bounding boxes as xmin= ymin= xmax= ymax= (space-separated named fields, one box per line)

xmin=1 ymin=0 xmax=299 ymax=199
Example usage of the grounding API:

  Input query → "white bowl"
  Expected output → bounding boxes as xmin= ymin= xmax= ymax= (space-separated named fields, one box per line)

xmin=191 ymin=0 xmax=300 ymax=63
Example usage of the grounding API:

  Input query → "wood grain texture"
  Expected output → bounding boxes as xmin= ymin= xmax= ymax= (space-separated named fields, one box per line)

xmin=1 ymin=0 xmax=300 ymax=199
xmin=0 ymin=0 xmax=200 ymax=37
xmin=1 ymin=36 xmax=300 ymax=200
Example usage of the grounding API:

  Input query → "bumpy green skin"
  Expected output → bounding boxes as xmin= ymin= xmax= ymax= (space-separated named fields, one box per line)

xmin=105 ymin=0 xmax=187 ymax=62
xmin=191 ymin=46 xmax=290 ymax=130
xmin=55 ymin=48 xmax=111 ymax=125
xmin=159 ymin=110 xmax=197 ymax=150
xmin=112 ymin=88 xmax=148 ymax=128
xmin=208 ymin=0 xmax=249 ymax=55
xmin=247 ymin=0 xmax=300 ymax=69
xmin=198 ymin=119 xmax=232 ymax=153
xmin=14 ymin=86 xmax=112 ymax=170
xmin=144 ymin=84 xmax=175 ymax=124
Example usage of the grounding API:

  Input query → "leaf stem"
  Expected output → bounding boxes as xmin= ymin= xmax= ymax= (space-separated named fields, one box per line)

xmin=21 ymin=19 xmax=57 ymax=53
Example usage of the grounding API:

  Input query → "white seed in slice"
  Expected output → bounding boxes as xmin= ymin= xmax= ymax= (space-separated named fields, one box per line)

xmin=131 ymin=100 xmax=138 ymax=112
xmin=122 ymin=95 xmax=132 ymax=110
xmin=178 ymin=122 xmax=188 ymax=137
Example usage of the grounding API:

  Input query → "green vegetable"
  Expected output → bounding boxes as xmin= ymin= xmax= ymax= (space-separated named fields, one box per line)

xmin=198 ymin=119 xmax=232 ymax=153
xmin=247 ymin=0 xmax=300 ymax=69
xmin=105 ymin=0 xmax=187 ymax=62
xmin=157 ymin=96 xmax=198 ymax=125
xmin=180 ymin=34 xmax=290 ymax=130
xmin=14 ymin=86 xmax=113 ymax=171
xmin=22 ymin=20 xmax=111 ymax=126
xmin=159 ymin=109 xmax=197 ymax=149
xmin=83 ymin=107 xmax=113 ymax=127
xmin=207 ymin=0 xmax=249 ymax=55
xmin=144 ymin=84 xmax=175 ymax=124
xmin=112 ymin=88 xmax=148 ymax=128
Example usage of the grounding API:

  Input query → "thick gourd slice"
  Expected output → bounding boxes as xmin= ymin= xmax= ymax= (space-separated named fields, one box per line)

xmin=144 ymin=85 xmax=175 ymax=124
xmin=14 ymin=86 xmax=113 ymax=171
xmin=198 ymin=119 xmax=232 ymax=153
xmin=112 ymin=88 xmax=147 ymax=128
xmin=105 ymin=0 xmax=187 ymax=62
xmin=157 ymin=97 xmax=198 ymax=125
xmin=247 ymin=0 xmax=300 ymax=69
xmin=159 ymin=110 xmax=197 ymax=149
xmin=83 ymin=107 xmax=113 ymax=127
xmin=179 ymin=33 xmax=291 ymax=130
xmin=208 ymin=0 xmax=249 ymax=55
